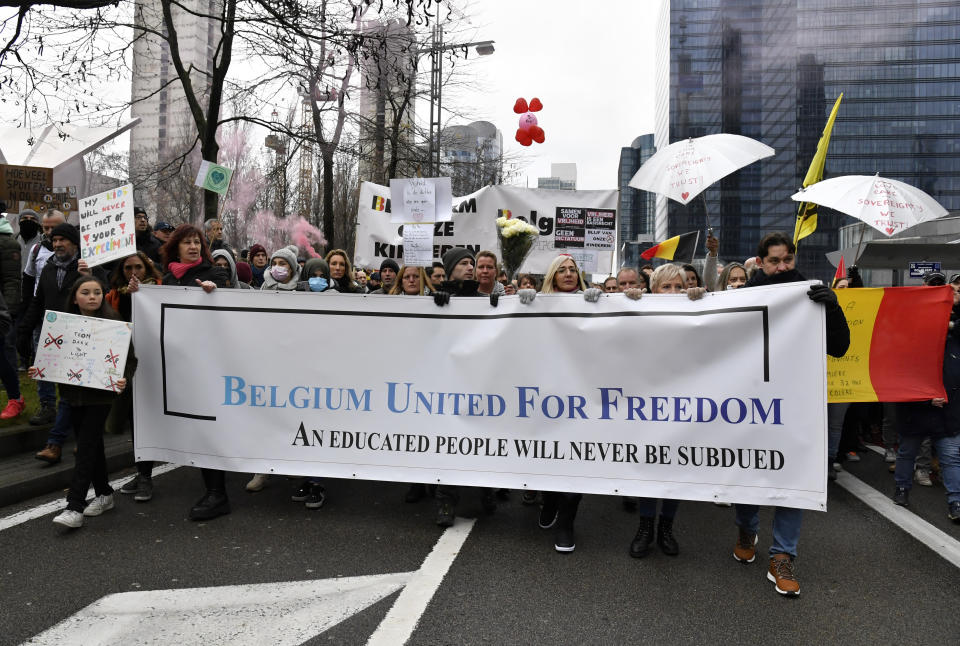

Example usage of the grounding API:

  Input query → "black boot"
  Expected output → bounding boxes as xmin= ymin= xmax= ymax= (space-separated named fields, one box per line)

xmin=553 ymin=494 xmax=581 ymax=553
xmin=404 ymin=483 xmax=426 ymax=503
xmin=189 ymin=490 xmax=230 ymax=521
xmin=657 ymin=515 xmax=679 ymax=556
xmin=629 ymin=516 xmax=655 ymax=558
xmin=539 ymin=492 xmax=560 ymax=529
xmin=480 ymin=488 xmax=498 ymax=514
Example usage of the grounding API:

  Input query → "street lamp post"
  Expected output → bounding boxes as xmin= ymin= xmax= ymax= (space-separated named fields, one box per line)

xmin=426 ymin=25 xmax=494 ymax=177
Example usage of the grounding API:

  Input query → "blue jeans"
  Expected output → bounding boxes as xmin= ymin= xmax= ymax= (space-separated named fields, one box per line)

xmin=637 ymin=498 xmax=679 ymax=519
xmin=47 ymin=399 xmax=71 ymax=446
xmin=735 ymin=505 xmax=803 ymax=558
xmin=894 ymin=434 xmax=960 ymax=504
xmin=828 ymin=402 xmax=849 ymax=461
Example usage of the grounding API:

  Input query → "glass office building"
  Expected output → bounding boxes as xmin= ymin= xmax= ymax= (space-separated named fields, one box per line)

xmin=618 ymin=134 xmax=657 ymax=268
xmin=662 ymin=0 xmax=960 ymax=280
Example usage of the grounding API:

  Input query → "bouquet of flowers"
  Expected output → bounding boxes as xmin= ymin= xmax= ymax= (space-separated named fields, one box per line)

xmin=496 ymin=216 xmax=539 ymax=281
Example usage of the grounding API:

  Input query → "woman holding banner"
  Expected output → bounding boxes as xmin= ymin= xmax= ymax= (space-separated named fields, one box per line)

xmin=389 ymin=265 xmax=432 ymax=296
xmin=130 ymin=224 xmax=230 ymax=521
xmin=628 ymin=264 xmax=704 ymax=559
xmin=39 ymin=276 xmax=135 ymax=529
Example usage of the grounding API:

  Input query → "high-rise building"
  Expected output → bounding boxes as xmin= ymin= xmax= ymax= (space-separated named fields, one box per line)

xmin=358 ymin=18 xmax=417 ymax=184
xmin=660 ymin=0 xmax=960 ymax=279
xmin=129 ymin=0 xmax=220 ymax=218
xmin=440 ymin=121 xmax=503 ymax=194
xmin=538 ymin=163 xmax=577 ymax=190
xmin=618 ymin=135 xmax=657 ymax=268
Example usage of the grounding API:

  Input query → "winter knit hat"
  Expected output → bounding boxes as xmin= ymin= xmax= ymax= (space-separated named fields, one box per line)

xmin=271 ymin=246 xmax=299 ymax=272
xmin=380 ymin=258 xmax=400 ymax=274
xmin=442 ymin=247 xmax=475 ymax=279
xmin=249 ymin=243 xmax=267 ymax=258
xmin=302 ymin=257 xmax=329 ymax=280
xmin=50 ymin=223 xmax=80 ymax=246
xmin=235 ymin=261 xmax=253 ymax=284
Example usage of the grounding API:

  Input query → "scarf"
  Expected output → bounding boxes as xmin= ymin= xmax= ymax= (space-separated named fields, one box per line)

xmin=251 ymin=264 xmax=266 ymax=287
xmin=169 ymin=258 xmax=202 ymax=279
xmin=49 ymin=252 xmax=78 ymax=290
xmin=744 ymin=268 xmax=807 ymax=288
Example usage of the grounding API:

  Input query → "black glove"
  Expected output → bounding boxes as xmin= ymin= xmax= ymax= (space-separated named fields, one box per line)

xmin=489 ymin=293 xmax=499 ymax=308
xmin=433 ymin=290 xmax=450 ymax=307
xmin=807 ymin=284 xmax=839 ymax=308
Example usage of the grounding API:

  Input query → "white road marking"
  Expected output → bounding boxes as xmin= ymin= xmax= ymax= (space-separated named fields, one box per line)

xmin=0 ymin=463 xmax=179 ymax=532
xmin=23 ymin=572 xmax=412 ymax=646
xmin=367 ymin=517 xmax=476 ymax=646
xmin=836 ymin=470 xmax=960 ymax=569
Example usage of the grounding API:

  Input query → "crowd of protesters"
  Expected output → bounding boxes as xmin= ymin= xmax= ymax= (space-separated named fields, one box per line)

xmin=2 ymin=204 xmax=958 ymax=600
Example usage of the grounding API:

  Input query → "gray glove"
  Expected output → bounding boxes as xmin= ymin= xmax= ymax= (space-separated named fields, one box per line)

xmin=518 ymin=289 xmax=536 ymax=305
xmin=583 ymin=287 xmax=602 ymax=303
xmin=624 ymin=288 xmax=643 ymax=301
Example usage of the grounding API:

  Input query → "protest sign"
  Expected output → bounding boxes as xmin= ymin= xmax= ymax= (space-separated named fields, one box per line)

xmin=401 ymin=224 xmax=434 ymax=267
xmin=25 ymin=186 xmax=78 ymax=215
xmin=0 ymin=164 xmax=54 ymax=209
xmin=78 ymin=183 xmax=136 ymax=267
xmin=355 ymin=181 xmax=618 ymax=273
xmin=34 ymin=311 xmax=132 ymax=392
xmin=133 ymin=282 xmax=828 ymax=510
xmin=389 ymin=177 xmax=452 ymax=223
xmin=195 ymin=161 xmax=233 ymax=195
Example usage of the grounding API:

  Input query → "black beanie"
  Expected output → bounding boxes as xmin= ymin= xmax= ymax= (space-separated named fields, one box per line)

xmin=442 ymin=247 xmax=475 ymax=278
xmin=50 ymin=223 xmax=80 ymax=247
xmin=380 ymin=258 xmax=400 ymax=274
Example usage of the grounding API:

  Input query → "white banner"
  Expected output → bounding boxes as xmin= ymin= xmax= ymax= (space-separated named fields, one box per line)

xmin=355 ymin=182 xmax=619 ymax=274
xmin=133 ymin=283 xmax=828 ymax=510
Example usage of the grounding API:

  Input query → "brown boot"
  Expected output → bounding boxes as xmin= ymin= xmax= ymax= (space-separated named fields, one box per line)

xmin=35 ymin=444 xmax=62 ymax=464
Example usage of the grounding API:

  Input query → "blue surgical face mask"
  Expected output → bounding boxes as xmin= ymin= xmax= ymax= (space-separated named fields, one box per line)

xmin=270 ymin=265 xmax=290 ymax=281
xmin=308 ymin=277 xmax=328 ymax=292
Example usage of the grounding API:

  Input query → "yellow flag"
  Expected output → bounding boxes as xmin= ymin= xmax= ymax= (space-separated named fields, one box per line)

xmin=794 ymin=93 xmax=843 ymax=245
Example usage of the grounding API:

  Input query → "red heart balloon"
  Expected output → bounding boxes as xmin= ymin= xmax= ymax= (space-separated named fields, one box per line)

xmin=515 ymin=129 xmax=532 ymax=146
xmin=513 ymin=98 xmax=528 ymax=114
xmin=529 ymin=97 xmax=543 ymax=112
xmin=531 ymin=126 xmax=545 ymax=144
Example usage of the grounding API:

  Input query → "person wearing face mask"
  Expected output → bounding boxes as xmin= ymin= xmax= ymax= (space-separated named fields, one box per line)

xmin=16 ymin=209 xmax=42 ymax=273
xmin=260 ymin=246 xmax=301 ymax=292
xmin=212 ymin=249 xmax=250 ymax=290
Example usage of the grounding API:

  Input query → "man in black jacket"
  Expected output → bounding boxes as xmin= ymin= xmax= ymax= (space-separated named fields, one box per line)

xmin=134 ymin=207 xmax=162 ymax=265
xmin=18 ymin=224 xmax=107 ymax=464
xmin=733 ymin=231 xmax=850 ymax=598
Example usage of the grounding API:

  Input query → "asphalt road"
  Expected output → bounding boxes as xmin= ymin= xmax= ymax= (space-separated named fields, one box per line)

xmin=1 ymin=451 xmax=959 ymax=645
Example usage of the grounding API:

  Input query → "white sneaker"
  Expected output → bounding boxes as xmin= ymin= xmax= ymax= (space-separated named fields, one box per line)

xmin=915 ymin=469 xmax=933 ymax=487
xmin=53 ymin=509 xmax=84 ymax=528
xmin=83 ymin=494 xmax=115 ymax=517
xmin=246 ymin=474 xmax=268 ymax=492
xmin=884 ymin=448 xmax=897 ymax=463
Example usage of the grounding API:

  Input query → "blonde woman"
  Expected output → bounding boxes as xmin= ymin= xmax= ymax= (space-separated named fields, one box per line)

xmin=629 ymin=263 xmax=703 ymax=559
xmin=389 ymin=265 xmax=432 ymax=296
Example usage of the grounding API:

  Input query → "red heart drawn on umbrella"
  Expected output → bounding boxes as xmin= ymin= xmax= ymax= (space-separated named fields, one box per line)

xmin=83 ymin=234 xmax=89 ymax=243
xmin=885 ymin=226 xmax=896 ymax=235
xmin=681 ymin=192 xmax=690 ymax=201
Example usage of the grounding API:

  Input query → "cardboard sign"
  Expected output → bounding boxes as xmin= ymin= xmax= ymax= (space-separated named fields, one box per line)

xmin=34 ymin=311 xmax=132 ymax=392
xmin=24 ymin=186 xmax=78 ymax=215
xmin=78 ymin=184 xmax=136 ymax=267
xmin=389 ymin=177 xmax=452 ymax=223
xmin=195 ymin=161 xmax=233 ymax=195
xmin=0 ymin=164 xmax=54 ymax=208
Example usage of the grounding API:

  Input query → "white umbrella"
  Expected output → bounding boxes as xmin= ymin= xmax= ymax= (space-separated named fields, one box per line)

xmin=628 ymin=133 xmax=775 ymax=206
xmin=790 ymin=174 xmax=948 ymax=237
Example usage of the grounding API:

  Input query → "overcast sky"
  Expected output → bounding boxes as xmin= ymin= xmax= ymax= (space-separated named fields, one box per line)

xmin=440 ymin=0 xmax=661 ymax=190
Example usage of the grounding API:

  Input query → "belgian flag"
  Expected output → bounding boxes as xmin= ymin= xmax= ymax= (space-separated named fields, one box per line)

xmin=641 ymin=231 xmax=700 ymax=262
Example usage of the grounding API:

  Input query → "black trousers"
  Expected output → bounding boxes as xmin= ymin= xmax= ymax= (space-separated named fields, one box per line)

xmin=66 ymin=404 xmax=113 ymax=512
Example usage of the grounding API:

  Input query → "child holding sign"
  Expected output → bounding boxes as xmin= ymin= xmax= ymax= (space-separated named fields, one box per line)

xmin=29 ymin=276 xmax=136 ymax=530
